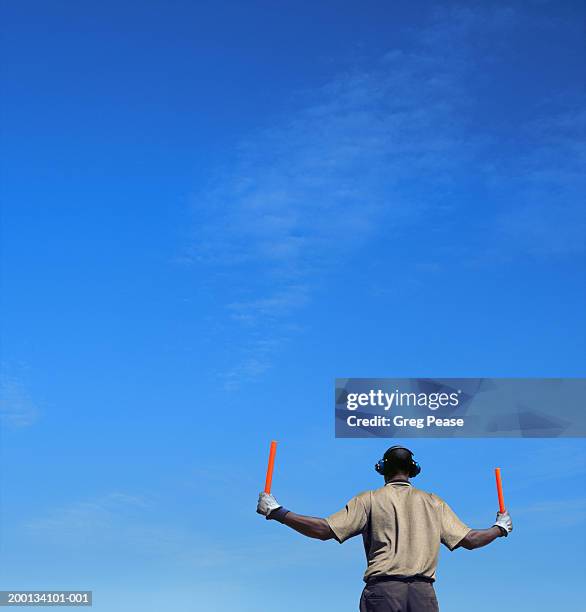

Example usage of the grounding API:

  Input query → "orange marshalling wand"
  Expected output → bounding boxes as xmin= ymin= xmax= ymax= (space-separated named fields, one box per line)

xmin=264 ymin=440 xmax=278 ymax=494
xmin=495 ymin=467 xmax=506 ymax=513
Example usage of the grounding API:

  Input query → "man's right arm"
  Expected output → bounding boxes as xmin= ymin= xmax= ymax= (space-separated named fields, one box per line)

xmin=458 ymin=511 xmax=513 ymax=550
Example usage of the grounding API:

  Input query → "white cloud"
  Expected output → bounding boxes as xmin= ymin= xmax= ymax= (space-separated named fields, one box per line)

xmin=495 ymin=106 xmax=586 ymax=257
xmin=26 ymin=492 xmax=150 ymax=534
xmin=0 ymin=372 xmax=38 ymax=427
xmin=227 ymin=285 xmax=309 ymax=322
xmin=24 ymin=492 xmax=196 ymax=558
xmin=513 ymin=498 xmax=586 ymax=526
xmin=191 ymin=14 xmax=484 ymax=386
xmin=188 ymin=3 xmax=583 ymax=384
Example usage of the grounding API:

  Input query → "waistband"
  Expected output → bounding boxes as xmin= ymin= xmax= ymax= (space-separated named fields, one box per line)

xmin=366 ymin=575 xmax=435 ymax=585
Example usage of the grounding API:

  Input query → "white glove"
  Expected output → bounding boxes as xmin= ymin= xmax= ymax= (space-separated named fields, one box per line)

xmin=493 ymin=511 xmax=513 ymax=536
xmin=257 ymin=492 xmax=281 ymax=517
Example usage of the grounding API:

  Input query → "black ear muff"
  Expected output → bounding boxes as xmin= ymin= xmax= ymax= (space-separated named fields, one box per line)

xmin=409 ymin=461 xmax=421 ymax=477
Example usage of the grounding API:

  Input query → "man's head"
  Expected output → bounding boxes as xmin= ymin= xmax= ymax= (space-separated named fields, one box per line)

xmin=375 ymin=446 xmax=421 ymax=481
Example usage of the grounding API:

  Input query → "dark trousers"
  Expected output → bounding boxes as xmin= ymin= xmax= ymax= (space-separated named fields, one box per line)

xmin=359 ymin=580 xmax=439 ymax=612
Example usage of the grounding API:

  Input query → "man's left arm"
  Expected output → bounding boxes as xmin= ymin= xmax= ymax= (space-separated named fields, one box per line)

xmin=457 ymin=512 xmax=513 ymax=550
xmin=439 ymin=497 xmax=513 ymax=551
xmin=257 ymin=492 xmax=334 ymax=540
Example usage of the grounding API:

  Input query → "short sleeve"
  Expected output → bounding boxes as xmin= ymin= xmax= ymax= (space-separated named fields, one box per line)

xmin=326 ymin=495 xmax=368 ymax=543
xmin=439 ymin=500 xmax=471 ymax=551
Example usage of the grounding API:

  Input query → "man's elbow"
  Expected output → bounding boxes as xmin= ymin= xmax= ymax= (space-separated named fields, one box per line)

xmin=458 ymin=531 xmax=478 ymax=550
xmin=316 ymin=521 xmax=335 ymax=541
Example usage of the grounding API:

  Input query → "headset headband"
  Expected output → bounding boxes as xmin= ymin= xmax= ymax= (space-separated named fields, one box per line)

xmin=387 ymin=445 xmax=414 ymax=456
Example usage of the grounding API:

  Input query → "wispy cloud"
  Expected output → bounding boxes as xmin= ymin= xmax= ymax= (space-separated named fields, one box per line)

xmin=513 ymin=498 xmax=586 ymax=526
xmin=190 ymin=12 xmax=483 ymax=385
xmin=188 ymin=3 xmax=582 ymax=384
xmin=494 ymin=105 xmax=585 ymax=257
xmin=24 ymin=492 xmax=195 ymax=558
xmin=227 ymin=285 xmax=309 ymax=324
xmin=23 ymin=489 xmax=330 ymax=575
xmin=0 ymin=368 xmax=38 ymax=427
xmin=195 ymin=48 xmax=472 ymax=275
xmin=26 ymin=492 xmax=150 ymax=534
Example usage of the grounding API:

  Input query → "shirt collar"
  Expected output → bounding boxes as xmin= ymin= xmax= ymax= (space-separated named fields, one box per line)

xmin=385 ymin=479 xmax=412 ymax=486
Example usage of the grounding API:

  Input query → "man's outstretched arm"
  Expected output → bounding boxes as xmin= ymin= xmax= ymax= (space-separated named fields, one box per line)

xmin=458 ymin=512 xmax=513 ymax=550
xmin=458 ymin=526 xmax=504 ymax=549
xmin=278 ymin=511 xmax=334 ymax=541
xmin=257 ymin=492 xmax=335 ymax=541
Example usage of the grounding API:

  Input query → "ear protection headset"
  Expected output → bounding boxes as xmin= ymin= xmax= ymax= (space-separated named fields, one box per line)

xmin=374 ymin=446 xmax=421 ymax=478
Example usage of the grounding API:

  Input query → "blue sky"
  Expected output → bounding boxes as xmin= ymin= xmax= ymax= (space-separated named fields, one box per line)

xmin=1 ymin=1 xmax=585 ymax=610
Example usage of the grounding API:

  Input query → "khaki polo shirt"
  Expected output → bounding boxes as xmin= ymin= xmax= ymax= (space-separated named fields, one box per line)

xmin=326 ymin=482 xmax=470 ymax=582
